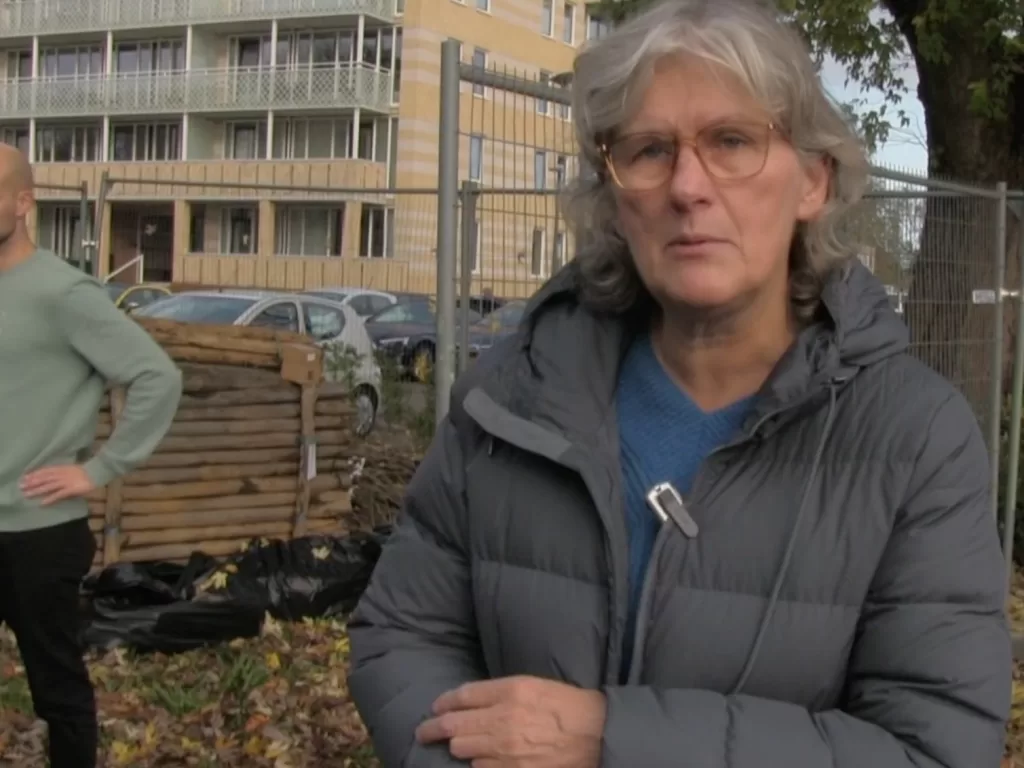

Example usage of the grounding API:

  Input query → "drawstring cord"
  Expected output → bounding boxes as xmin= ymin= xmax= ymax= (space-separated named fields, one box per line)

xmin=728 ymin=377 xmax=842 ymax=695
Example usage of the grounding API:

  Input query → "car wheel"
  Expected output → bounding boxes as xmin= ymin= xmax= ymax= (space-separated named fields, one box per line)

xmin=353 ymin=385 xmax=378 ymax=437
xmin=411 ymin=343 xmax=435 ymax=384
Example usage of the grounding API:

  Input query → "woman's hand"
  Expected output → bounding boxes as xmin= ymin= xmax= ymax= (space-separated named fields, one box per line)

xmin=416 ymin=675 xmax=606 ymax=767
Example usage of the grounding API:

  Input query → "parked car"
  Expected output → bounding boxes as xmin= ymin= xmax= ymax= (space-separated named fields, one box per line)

xmin=301 ymin=288 xmax=400 ymax=318
xmin=465 ymin=300 xmax=527 ymax=358
xmin=365 ymin=297 xmax=482 ymax=383
xmin=135 ymin=291 xmax=382 ymax=436
xmin=104 ymin=282 xmax=172 ymax=312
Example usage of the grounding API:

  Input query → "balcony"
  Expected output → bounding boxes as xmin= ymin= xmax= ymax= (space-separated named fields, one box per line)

xmin=33 ymin=159 xmax=389 ymax=200
xmin=0 ymin=0 xmax=395 ymax=38
xmin=0 ymin=66 xmax=394 ymax=118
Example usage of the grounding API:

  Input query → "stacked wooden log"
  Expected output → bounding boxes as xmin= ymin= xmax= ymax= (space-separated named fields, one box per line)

xmin=84 ymin=319 xmax=373 ymax=568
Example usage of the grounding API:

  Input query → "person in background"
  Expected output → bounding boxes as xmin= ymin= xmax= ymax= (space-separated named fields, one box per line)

xmin=0 ymin=143 xmax=182 ymax=768
xmin=347 ymin=1 xmax=1011 ymax=767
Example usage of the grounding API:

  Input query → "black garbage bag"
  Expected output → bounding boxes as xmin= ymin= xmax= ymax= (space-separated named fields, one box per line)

xmin=80 ymin=527 xmax=390 ymax=654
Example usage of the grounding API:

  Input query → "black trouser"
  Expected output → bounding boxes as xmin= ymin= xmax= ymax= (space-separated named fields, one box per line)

xmin=0 ymin=517 xmax=96 ymax=768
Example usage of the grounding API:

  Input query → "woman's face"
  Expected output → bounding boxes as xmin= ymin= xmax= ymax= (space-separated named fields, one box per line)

xmin=609 ymin=56 xmax=830 ymax=314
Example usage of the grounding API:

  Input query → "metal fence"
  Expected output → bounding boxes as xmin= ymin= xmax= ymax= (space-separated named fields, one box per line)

xmin=434 ymin=37 xmax=1024 ymax=578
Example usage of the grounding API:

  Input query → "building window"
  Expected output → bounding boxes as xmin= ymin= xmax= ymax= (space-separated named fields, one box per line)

xmin=231 ymin=36 xmax=270 ymax=68
xmin=471 ymin=48 xmax=487 ymax=96
xmin=537 ymin=70 xmax=550 ymax=114
xmin=274 ymin=31 xmax=352 ymax=70
xmin=388 ymin=117 xmax=399 ymax=186
xmin=541 ymin=0 xmax=553 ymax=35
xmin=275 ymin=205 xmax=344 ymax=257
xmin=534 ymin=150 xmax=547 ymax=190
xmin=476 ymin=0 xmax=489 ymax=9
xmin=553 ymin=230 xmax=565 ymax=270
xmin=114 ymin=40 xmax=185 ymax=74
xmin=189 ymin=205 xmax=206 ymax=253
xmin=344 ymin=115 xmax=390 ymax=161
xmin=226 ymin=122 xmax=267 ymax=160
xmin=392 ymin=28 xmax=403 ymax=102
xmin=470 ymin=220 xmax=481 ymax=272
xmin=37 ymin=203 xmax=91 ymax=262
xmin=35 ymin=124 xmax=100 ymax=162
xmin=586 ymin=11 xmax=610 ymax=40
xmin=0 ymin=126 xmax=29 ymax=155
xmin=5 ymin=51 xmax=31 ymax=82
xmin=563 ymin=2 xmax=575 ymax=43
xmin=554 ymin=154 xmax=567 ymax=186
xmin=221 ymin=207 xmax=259 ymax=254
xmin=39 ymin=46 xmax=103 ymax=79
xmin=530 ymin=227 xmax=545 ymax=276
xmin=110 ymin=123 xmax=181 ymax=161
xmin=360 ymin=204 xmax=387 ymax=258
xmin=469 ymin=134 xmax=483 ymax=181
xmin=273 ymin=117 xmax=353 ymax=159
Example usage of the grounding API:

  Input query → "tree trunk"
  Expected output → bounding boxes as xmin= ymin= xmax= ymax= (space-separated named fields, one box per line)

xmin=884 ymin=1 xmax=1024 ymax=418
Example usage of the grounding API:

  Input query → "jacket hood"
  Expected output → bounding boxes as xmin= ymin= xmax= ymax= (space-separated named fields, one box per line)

xmin=469 ymin=257 xmax=909 ymax=442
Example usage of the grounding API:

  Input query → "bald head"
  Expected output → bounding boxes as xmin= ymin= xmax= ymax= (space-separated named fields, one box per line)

xmin=0 ymin=143 xmax=33 ymax=193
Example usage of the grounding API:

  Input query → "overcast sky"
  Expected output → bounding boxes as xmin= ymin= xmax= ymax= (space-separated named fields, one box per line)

xmin=818 ymin=56 xmax=928 ymax=172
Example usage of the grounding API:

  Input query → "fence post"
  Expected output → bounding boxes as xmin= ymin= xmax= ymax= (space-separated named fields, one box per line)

xmin=435 ymin=38 xmax=461 ymax=426
xmin=1003 ymin=201 xmax=1024 ymax=581
xmin=76 ymin=182 xmax=90 ymax=272
xmin=92 ymin=171 xmax=111 ymax=279
xmin=988 ymin=182 xmax=1008 ymax=523
xmin=458 ymin=180 xmax=479 ymax=375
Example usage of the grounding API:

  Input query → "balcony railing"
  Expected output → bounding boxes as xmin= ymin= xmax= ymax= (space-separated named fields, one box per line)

xmin=0 ymin=0 xmax=395 ymax=37
xmin=0 ymin=65 xmax=394 ymax=117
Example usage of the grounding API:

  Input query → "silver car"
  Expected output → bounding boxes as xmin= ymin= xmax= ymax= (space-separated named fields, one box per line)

xmin=301 ymin=287 xmax=399 ymax=318
xmin=136 ymin=290 xmax=383 ymax=436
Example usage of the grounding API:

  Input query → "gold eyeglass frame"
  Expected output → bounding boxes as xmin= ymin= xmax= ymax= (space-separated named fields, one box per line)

xmin=599 ymin=121 xmax=780 ymax=189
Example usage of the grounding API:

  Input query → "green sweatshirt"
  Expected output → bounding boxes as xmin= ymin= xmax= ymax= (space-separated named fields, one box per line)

xmin=0 ymin=249 xmax=182 ymax=531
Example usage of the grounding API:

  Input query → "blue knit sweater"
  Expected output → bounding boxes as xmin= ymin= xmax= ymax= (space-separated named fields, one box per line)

xmin=616 ymin=334 xmax=754 ymax=681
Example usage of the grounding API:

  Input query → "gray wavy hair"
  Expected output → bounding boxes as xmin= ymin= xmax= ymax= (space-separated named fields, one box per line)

xmin=563 ymin=0 xmax=869 ymax=321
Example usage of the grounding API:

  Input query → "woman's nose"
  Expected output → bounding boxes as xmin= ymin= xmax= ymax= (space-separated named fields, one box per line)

xmin=666 ymin=143 xmax=715 ymax=208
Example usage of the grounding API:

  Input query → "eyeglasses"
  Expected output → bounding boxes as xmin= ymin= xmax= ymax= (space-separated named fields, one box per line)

xmin=600 ymin=121 xmax=778 ymax=190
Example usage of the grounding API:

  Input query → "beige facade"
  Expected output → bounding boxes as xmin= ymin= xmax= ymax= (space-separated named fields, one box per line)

xmin=0 ymin=0 xmax=605 ymax=297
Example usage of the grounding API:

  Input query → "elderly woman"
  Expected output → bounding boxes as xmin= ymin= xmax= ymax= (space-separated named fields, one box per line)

xmin=348 ymin=0 xmax=1011 ymax=765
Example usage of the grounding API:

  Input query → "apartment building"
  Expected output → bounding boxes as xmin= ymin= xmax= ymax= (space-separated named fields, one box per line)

xmin=0 ymin=0 xmax=610 ymax=295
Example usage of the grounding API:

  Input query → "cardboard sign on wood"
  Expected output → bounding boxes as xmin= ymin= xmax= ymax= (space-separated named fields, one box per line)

xmin=280 ymin=344 xmax=324 ymax=385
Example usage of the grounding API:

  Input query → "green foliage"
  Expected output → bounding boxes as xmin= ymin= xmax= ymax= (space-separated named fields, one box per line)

xmin=323 ymin=344 xmax=436 ymax=449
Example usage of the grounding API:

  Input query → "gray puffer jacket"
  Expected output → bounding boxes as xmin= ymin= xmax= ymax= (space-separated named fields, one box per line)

xmin=349 ymin=259 xmax=1011 ymax=768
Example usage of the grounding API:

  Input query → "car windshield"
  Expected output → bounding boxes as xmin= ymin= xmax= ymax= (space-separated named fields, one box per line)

xmin=370 ymin=301 xmax=435 ymax=324
xmin=134 ymin=295 xmax=256 ymax=324
xmin=306 ymin=290 xmax=350 ymax=301
xmin=370 ymin=300 xmax=483 ymax=326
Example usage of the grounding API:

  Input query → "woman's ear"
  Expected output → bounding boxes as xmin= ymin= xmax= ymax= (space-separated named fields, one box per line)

xmin=796 ymin=156 xmax=830 ymax=222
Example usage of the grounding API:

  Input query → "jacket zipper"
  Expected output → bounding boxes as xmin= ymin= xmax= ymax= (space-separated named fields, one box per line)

xmin=624 ymin=406 xmax=786 ymax=685
xmin=464 ymin=386 xmax=829 ymax=688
